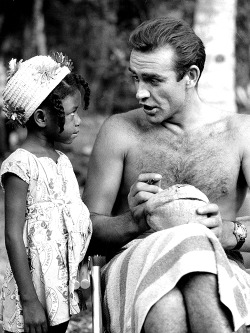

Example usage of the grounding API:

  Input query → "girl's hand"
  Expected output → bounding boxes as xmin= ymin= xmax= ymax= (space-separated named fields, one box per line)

xmin=196 ymin=203 xmax=223 ymax=241
xmin=22 ymin=298 xmax=48 ymax=333
xmin=128 ymin=173 xmax=162 ymax=228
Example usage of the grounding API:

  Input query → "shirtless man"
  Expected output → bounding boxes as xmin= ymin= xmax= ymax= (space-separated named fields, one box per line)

xmin=83 ymin=17 xmax=250 ymax=332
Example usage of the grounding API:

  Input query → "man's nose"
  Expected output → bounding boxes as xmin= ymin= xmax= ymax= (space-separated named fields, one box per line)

xmin=136 ymin=83 xmax=150 ymax=101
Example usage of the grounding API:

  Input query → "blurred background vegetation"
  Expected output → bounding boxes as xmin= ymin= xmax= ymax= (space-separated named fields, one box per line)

xmin=0 ymin=0 xmax=250 ymax=186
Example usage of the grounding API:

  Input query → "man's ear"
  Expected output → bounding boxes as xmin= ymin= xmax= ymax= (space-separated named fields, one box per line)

xmin=33 ymin=108 xmax=47 ymax=128
xmin=185 ymin=65 xmax=200 ymax=88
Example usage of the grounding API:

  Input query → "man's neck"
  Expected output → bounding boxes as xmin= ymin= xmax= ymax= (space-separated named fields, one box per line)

xmin=161 ymin=93 xmax=225 ymax=133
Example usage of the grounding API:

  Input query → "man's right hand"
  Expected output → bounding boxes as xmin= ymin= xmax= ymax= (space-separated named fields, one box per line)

xmin=128 ymin=173 xmax=162 ymax=228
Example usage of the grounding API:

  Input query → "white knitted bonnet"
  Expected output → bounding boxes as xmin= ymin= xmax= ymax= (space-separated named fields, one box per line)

xmin=2 ymin=52 xmax=73 ymax=125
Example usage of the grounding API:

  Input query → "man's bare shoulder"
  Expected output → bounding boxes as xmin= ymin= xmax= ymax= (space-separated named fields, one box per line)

xmin=234 ymin=113 xmax=250 ymax=125
xmin=208 ymin=112 xmax=250 ymax=132
xmin=101 ymin=107 xmax=148 ymax=134
xmin=220 ymin=113 xmax=250 ymax=153
xmin=228 ymin=113 xmax=250 ymax=133
xmin=92 ymin=108 xmax=147 ymax=154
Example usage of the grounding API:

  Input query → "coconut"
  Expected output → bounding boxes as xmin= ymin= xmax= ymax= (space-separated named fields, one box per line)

xmin=146 ymin=184 xmax=209 ymax=231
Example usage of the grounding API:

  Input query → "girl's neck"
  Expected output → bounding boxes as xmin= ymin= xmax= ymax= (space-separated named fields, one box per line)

xmin=21 ymin=132 xmax=59 ymax=161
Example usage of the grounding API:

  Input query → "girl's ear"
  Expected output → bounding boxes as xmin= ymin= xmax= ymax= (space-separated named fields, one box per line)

xmin=33 ymin=108 xmax=47 ymax=128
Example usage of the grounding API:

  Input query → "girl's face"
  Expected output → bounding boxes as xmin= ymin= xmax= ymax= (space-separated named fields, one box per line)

xmin=50 ymin=89 xmax=83 ymax=144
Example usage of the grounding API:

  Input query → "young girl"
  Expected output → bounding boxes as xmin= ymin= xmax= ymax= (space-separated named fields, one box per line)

xmin=0 ymin=53 xmax=92 ymax=333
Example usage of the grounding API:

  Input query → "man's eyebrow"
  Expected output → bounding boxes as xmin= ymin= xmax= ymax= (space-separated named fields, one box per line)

xmin=128 ymin=68 xmax=164 ymax=80
xmin=142 ymin=73 xmax=163 ymax=80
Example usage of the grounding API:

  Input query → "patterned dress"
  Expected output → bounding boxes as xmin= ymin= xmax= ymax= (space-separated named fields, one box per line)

xmin=0 ymin=148 xmax=92 ymax=332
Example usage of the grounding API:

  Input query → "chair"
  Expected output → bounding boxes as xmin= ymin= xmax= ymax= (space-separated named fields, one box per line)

xmin=89 ymin=255 xmax=106 ymax=333
xmin=75 ymin=255 xmax=105 ymax=333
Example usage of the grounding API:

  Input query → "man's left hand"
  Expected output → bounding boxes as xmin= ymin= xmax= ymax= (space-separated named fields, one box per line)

xmin=196 ymin=203 xmax=223 ymax=241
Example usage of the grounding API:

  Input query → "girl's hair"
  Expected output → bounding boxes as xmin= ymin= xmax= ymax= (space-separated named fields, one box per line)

xmin=38 ymin=73 xmax=90 ymax=133
xmin=3 ymin=53 xmax=90 ymax=130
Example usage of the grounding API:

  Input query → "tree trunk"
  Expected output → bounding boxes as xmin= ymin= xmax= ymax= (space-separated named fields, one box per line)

xmin=194 ymin=0 xmax=237 ymax=113
xmin=23 ymin=0 xmax=47 ymax=59
xmin=0 ymin=58 xmax=8 ymax=155
xmin=33 ymin=0 xmax=47 ymax=55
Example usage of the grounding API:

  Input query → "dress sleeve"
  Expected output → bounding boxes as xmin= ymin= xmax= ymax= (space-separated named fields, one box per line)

xmin=0 ymin=150 xmax=30 ymax=188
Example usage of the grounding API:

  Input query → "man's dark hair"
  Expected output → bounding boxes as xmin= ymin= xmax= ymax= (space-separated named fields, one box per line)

xmin=129 ymin=17 xmax=206 ymax=82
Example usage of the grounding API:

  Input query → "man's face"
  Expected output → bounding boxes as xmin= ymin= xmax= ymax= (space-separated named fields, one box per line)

xmin=129 ymin=45 xmax=188 ymax=125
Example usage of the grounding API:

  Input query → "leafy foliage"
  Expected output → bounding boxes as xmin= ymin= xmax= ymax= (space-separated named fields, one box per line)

xmin=0 ymin=0 xmax=249 ymax=115
xmin=0 ymin=0 xmax=196 ymax=116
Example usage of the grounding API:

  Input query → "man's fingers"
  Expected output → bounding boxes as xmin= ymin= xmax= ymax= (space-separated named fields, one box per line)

xmin=196 ymin=203 xmax=219 ymax=216
xmin=205 ymin=217 xmax=221 ymax=228
xmin=130 ymin=190 xmax=156 ymax=205
xmin=131 ymin=178 xmax=162 ymax=196
xmin=138 ymin=173 xmax=162 ymax=183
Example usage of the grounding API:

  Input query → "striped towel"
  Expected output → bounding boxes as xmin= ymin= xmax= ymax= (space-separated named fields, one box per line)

xmin=101 ymin=224 xmax=250 ymax=333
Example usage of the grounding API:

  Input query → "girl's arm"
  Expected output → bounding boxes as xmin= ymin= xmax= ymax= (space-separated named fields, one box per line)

xmin=4 ymin=173 xmax=48 ymax=332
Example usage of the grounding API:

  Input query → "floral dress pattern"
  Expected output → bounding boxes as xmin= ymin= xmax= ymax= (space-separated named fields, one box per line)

xmin=0 ymin=149 xmax=92 ymax=332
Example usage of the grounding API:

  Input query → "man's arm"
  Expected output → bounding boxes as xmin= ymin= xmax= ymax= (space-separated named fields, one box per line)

xmin=236 ymin=117 xmax=250 ymax=252
xmin=213 ymin=115 xmax=250 ymax=252
xmin=83 ymin=116 xmax=148 ymax=254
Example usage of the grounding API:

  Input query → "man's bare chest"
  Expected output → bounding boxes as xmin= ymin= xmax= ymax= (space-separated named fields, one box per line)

xmin=125 ymin=127 xmax=241 ymax=202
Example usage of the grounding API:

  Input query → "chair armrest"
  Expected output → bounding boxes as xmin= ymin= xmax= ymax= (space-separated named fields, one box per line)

xmin=90 ymin=255 xmax=106 ymax=333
